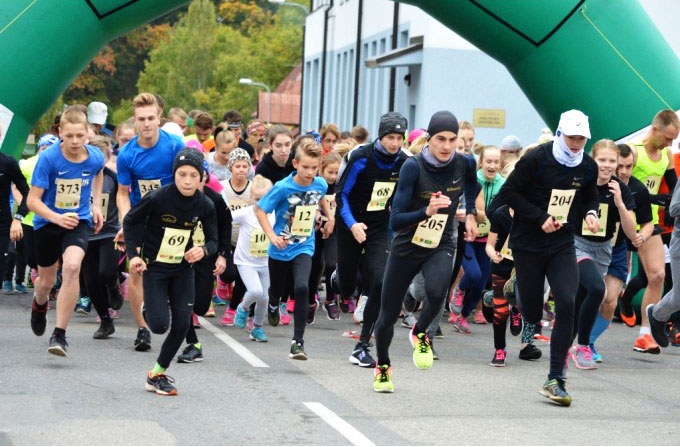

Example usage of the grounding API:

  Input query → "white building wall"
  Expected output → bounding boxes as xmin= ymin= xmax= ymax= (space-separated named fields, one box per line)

xmin=302 ymin=0 xmax=680 ymax=146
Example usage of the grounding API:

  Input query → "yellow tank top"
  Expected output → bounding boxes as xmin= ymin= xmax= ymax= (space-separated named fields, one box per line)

xmin=631 ymin=142 xmax=670 ymax=225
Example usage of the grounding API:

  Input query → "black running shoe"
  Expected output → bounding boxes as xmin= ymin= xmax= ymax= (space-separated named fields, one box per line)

xmin=646 ymin=304 xmax=669 ymax=348
xmin=349 ymin=342 xmax=376 ymax=367
xmin=93 ymin=319 xmax=115 ymax=339
xmin=307 ymin=302 xmax=318 ymax=325
xmin=48 ymin=332 xmax=68 ymax=356
xmin=134 ymin=327 xmax=152 ymax=352
xmin=519 ymin=343 xmax=543 ymax=360
xmin=510 ymin=306 xmax=523 ymax=336
xmin=108 ymin=286 xmax=124 ymax=311
xmin=177 ymin=344 xmax=204 ymax=363
xmin=267 ymin=304 xmax=280 ymax=327
xmin=30 ymin=298 xmax=47 ymax=336
xmin=146 ymin=372 xmax=177 ymax=395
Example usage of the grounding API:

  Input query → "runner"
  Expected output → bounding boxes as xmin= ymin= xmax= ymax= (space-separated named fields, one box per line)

xmin=28 ymin=107 xmax=105 ymax=356
xmin=619 ymin=110 xmax=679 ymax=354
xmin=115 ymin=93 xmax=185 ymax=351
xmin=372 ymin=110 xmax=478 ymax=393
xmin=124 ymin=149 xmax=218 ymax=395
xmin=255 ymin=140 xmax=334 ymax=360
xmin=497 ymin=110 xmax=600 ymax=406
xmin=568 ymin=139 xmax=638 ymax=369
xmin=334 ymin=112 xmax=410 ymax=368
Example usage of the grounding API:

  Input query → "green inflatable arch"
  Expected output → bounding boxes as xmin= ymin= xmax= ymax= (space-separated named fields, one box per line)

xmin=399 ymin=0 xmax=680 ymax=142
xmin=0 ymin=0 xmax=189 ymax=159
xmin=1 ymin=1 xmax=679 ymax=159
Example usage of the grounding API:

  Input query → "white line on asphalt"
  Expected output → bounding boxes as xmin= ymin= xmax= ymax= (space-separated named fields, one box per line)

xmin=303 ymin=402 xmax=375 ymax=446
xmin=198 ymin=317 xmax=269 ymax=368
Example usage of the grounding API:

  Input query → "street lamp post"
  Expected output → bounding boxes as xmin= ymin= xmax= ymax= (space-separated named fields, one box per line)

xmin=239 ymin=78 xmax=271 ymax=125
xmin=268 ymin=0 xmax=310 ymax=14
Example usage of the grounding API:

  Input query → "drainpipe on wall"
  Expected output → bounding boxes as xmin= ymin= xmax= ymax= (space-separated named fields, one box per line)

xmin=318 ymin=1 xmax=332 ymax=129
xmin=352 ymin=0 xmax=363 ymax=126
xmin=299 ymin=23 xmax=305 ymax=132
xmin=388 ymin=1 xmax=399 ymax=111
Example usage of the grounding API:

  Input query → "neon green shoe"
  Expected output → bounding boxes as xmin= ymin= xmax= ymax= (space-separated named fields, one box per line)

xmin=373 ymin=364 xmax=394 ymax=393
xmin=409 ymin=328 xmax=434 ymax=369
xmin=539 ymin=378 xmax=572 ymax=407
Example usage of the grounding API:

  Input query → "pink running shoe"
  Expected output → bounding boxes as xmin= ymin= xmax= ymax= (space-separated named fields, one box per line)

xmin=221 ymin=308 xmax=236 ymax=326
xmin=247 ymin=317 xmax=254 ymax=332
xmin=346 ymin=298 xmax=356 ymax=313
xmin=280 ymin=303 xmax=291 ymax=325
xmin=453 ymin=315 xmax=471 ymax=334
xmin=119 ymin=272 xmax=129 ymax=301
xmin=568 ymin=345 xmax=597 ymax=370
xmin=109 ymin=308 xmax=119 ymax=319
xmin=286 ymin=299 xmax=295 ymax=313
xmin=450 ymin=287 xmax=464 ymax=314
xmin=216 ymin=277 xmax=229 ymax=301
xmin=473 ymin=310 xmax=487 ymax=324
xmin=192 ymin=313 xmax=201 ymax=328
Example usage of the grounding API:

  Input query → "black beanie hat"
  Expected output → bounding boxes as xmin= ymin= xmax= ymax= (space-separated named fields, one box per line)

xmin=173 ymin=148 xmax=205 ymax=180
xmin=426 ymin=111 xmax=459 ymax=138
xmin=378 ymin=112 xmax=408 ymax=140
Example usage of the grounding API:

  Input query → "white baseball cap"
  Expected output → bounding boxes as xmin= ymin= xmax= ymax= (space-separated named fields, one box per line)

xmin=558 ymin=110 xmax=590 ymax=139
xmin=87 ymin=101 xmax=108 ymax=125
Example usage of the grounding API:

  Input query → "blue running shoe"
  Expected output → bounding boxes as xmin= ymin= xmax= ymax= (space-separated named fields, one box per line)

xmin=14 ymin=283 xmax=28 ymax=294
xmin=234 ymin=305 xmax=248 ymax=329
xmin=249 ymin=326 xmax=268 ymax=342
xmin=75 ymin=296 xmax=92 ymax=315
xmin=213 ymin=295 xmax=228 ymax=306
xmin=589 ymin=344 xmax=603 ymax=363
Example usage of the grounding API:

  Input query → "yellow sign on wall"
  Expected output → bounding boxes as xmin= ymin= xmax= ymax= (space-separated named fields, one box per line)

xmin=473 ymin=109 xmax=506 ymax=128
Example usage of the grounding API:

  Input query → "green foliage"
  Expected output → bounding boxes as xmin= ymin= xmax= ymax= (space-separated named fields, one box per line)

xmin=139 ymin=0 xmax=303 ymax=121
xmin=33 ymin=95 xmax=64 ymax=137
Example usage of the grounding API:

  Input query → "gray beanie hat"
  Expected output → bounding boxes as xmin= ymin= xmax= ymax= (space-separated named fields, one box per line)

xmin=378 ymin=112 xmax=408 ymax=140
xmin=501 ymin=135 xmax=522 ymax=151
xmin=227 ymin=148 xmax=252 ymax=171
xmin=173 ymin=148 xmax=205 ymax=180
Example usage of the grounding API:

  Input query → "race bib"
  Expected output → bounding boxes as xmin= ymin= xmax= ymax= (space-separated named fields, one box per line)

xmin=500 ymin=237 xmax=513 ymax=261
xmin=582 ymin=204 xmax=608 ymax=237
xmin=412 ymin=214 xmax=448 ymax=248
xmin=250 ymin=229 xmax=269 ymax=257
xmin=192 ymin=221 xmax=205 ymax=246
xmin=547 ymin=189 xmax=576 ymax=223
xmin=644 ymin=175 xmax=661 ymax=194
xmin=367 ymin=181 xmax=396 ymax=211
xmin=477 ymin=218 xmax=490 ymax=237
xmin=156 ymin=227 xmax=191 ymax=264
xmin=290 ymin=205 xmax=316 ymax=236
xmin=228 ymin=197 xmax=249 ymax=212
xmin=89 ymin=193 xmax=109 ymax=221
xmin=55 ymin=178 xmax=82 ymax=209
xmin=139 ymin=179 xmax=161 ymax=198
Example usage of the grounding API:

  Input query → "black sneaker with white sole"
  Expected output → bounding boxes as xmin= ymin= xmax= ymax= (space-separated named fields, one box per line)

xmin=349 ymin=342 xmax=376 ymax=367
xmin=93 ymin=319 xmax=115 ymax=339
xmin=177 ymin=344 xmax=204 ymax=363
xmin=48 ymin=332 xmax=68 ymax=356
xmin=134 ymin=327 xmax=152 ymax=351
xmin=146 ymin=372 xmax=177 ymax=395
xmin=31 ymin=298 xmax=47 ymax=336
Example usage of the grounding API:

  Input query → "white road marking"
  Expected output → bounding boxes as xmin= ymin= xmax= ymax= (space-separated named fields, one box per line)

xmin=198 ymin=317 xmax=269 ymax=368
xmin=303 ymin=402 xmax=375 ymax=446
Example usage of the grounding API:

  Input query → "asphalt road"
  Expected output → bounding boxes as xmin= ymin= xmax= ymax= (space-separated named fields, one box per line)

xmin=0 ymin=289 xmax=678 ymax=445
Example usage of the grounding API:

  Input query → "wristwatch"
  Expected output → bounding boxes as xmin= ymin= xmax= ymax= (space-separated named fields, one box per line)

xmin=13 ymin=214 xmax=24 ymax=221
xmin=466 ymin=208 xmax=478 ymax=216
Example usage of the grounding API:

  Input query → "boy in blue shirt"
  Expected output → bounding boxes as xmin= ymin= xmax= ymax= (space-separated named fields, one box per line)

xmin=28 ymin=107 xmax=105 ymax=356
xmin=256 ymin=140 xmax=335 ymax=360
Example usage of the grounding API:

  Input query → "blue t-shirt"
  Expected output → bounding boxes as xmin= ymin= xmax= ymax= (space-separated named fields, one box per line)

xmin=30 ymin=142 xmax=105 ymax=230
xmin=257 ymin=173 xmax=328 ymax=261
xmin=116 ymin=129 xmax=185 ymax=206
